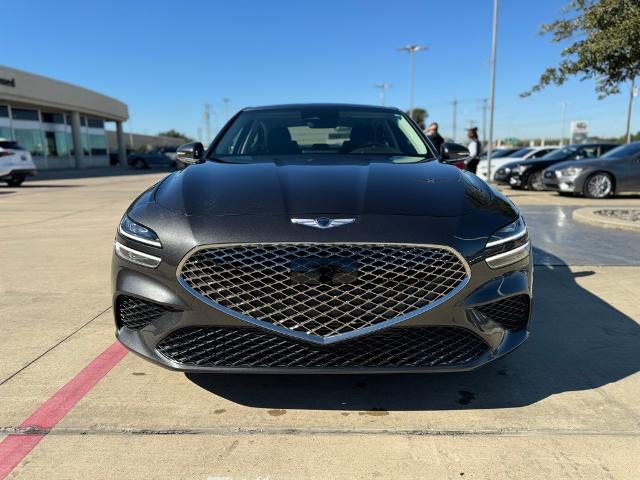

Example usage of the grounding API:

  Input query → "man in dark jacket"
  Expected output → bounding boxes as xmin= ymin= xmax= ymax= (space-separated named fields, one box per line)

xmin=425 ymin=122 xmax=444 ymax=152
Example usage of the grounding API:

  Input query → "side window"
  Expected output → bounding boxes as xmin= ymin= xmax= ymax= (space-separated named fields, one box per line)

xmin=581 ymin=146 xmax=599 ymax=158
xmin=531 ymin=149 xmax=548 ymax=158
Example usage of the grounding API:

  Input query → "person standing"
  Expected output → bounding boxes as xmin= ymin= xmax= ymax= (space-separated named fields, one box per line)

xmin=425 ymin=122 xmax=444 ymax=152
xmin=466 ymin=127 xmax=482 ymax=173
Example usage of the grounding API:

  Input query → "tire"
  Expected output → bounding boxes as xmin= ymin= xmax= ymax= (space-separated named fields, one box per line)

xmin=132 ymin=158 xmax=148 ymax=169
xmin=584 ymin=172 xmax=614 ymax=198
xmin=6 ymin=175 xmax=25 ymax=187
xmin=526 ymin=171 xmax=545 ymax=191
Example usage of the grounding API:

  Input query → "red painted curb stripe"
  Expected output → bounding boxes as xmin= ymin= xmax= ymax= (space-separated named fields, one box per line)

xmin=0 ymin=341 xmax=128 ymax=479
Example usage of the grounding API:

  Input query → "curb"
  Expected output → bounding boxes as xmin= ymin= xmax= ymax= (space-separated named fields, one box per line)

xmin=572 ymin=208 xmax=640 ymax=232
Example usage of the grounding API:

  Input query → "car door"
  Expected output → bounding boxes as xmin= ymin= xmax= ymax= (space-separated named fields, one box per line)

xmin=628 ymin=150 xmax=640 ymax=191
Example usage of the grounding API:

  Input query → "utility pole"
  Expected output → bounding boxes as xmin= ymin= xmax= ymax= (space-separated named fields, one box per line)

xmin=222 ymin=97 xmax=230 ymax=121
xmin=481 ymin=98 xmax=488 ymax=146
xmin=451 ymin=99 xmax=458 ymax=142
xmin=197 ymin=127 xmax=203 ymax=144
xmin=203 ymin=103 xmax=211 ymax=143
xmin=626 ymin=77 xmax=637 ymax=144
xmin=373 ymin=83 xmax=393 ymax=106
xmin=486 ymin=0 xmax=499 ymax=183
xmin=397 ymin=44 xmax=428 ymax=120
xmin=560 ymin=101 xmax=568 ymax=146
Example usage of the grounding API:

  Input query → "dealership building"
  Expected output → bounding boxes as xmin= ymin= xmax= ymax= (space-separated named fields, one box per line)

xmin=0 ymin=65 xmax=131 ymax=170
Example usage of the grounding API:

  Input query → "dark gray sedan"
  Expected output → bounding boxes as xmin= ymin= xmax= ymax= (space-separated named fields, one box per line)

xmin=543 ymin=142 xmax=640 ymax=198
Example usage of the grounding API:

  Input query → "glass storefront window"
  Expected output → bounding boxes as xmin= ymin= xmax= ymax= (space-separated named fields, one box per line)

xmin=89 ymin=133 xmax=107 ymax=155
xmin=0 ymin=106 xmax=8 ymax=117
xmin=81 ymin=132 xmax=90 ymax=156
xmin=0 ymin=126 xmax=12 ymax=139
xmin=87 ymin=117 xmax=104 ymax=128
xmin=41 ymin=112 xmax=65 ymax=124
xmin=12 ymin=109 xmax=39 ymax=121
xmin=14 ymin=129 xmax=45 ymax=155
xmin=45 ymin=131 xmax=71 ymax=156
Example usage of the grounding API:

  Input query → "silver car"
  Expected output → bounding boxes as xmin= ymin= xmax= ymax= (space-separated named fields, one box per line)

xmin=543 ymin=142 xmax=640 ymax=198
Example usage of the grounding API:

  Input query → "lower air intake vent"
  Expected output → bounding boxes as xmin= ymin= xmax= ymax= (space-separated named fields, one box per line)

xmin=156 ymin=326 xmax=489 ymax=369
xmin=475 ymin=294 xmax=530 ymax=331
xmin=116 ymin=296 xmax=175 ymax=330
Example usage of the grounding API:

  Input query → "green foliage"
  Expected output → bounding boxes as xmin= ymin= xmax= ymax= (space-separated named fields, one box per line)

xmin=407 ymin=108 xmax=428 ymax=129
xmin=158 ymin=129 xmax=193 ymax=142
xmin=522 ymin=0 xmax=640 ymax=98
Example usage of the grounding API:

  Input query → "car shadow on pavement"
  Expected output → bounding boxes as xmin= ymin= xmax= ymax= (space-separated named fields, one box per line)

xmin=186 ymin=247 xmax=640 ymax=410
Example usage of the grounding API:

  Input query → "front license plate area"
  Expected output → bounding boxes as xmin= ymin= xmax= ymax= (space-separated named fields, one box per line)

xmin=290 ymin=257 xmax=358 ymax=285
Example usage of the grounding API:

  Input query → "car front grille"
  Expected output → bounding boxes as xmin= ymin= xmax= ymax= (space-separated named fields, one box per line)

xmin=178 ymin=244 xmax=468 ymax=339
xmin=116 ymin=295 xmax=175 ymax=330
xmin=475 ymin=294 xmax=530 ymax=330
xmin=156 ymin=326 xmax=489 ymax=369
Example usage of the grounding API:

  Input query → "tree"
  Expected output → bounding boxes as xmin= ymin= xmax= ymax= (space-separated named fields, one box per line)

xmin=522 ymin=0 xmax=640 ymax=98
xmin=157 ymin=129 xmax=193 ymax=142
xmin=407 ymin=108 xmax=428 ymax=129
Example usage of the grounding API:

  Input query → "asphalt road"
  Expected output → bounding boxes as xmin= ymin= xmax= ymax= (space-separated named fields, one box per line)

xmin=1 ymin=173 xmax=639 ymax=479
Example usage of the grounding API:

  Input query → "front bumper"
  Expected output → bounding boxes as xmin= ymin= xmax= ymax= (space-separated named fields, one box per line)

xmin=0 ymin=168 xmax=37 ymax=180
xmin=112 ymin=236 xmax=533 ymax=374
xmin=543 ymin=172 xmax=580 ymax=193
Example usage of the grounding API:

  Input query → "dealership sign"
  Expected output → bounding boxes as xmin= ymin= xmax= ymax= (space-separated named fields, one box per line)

xmin=570 ymin=120 xmax=588 ymax=144
xmin=0 ymin=77 xmax=16 ymax=87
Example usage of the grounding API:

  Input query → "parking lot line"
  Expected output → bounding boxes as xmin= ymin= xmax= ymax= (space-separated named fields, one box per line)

xmin=0 ymin=341 xmax=127 ymax=479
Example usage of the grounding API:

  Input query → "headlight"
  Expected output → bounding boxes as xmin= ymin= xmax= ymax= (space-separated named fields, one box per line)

xmin=486 ymin=217 xmax=527 ymax=247
xmin=485 ymin=217 xmax=530 ymax=269
xmin=559 ymin=167 xmax=583 ymax=177
xmin=514 ymin=164 xmax=531 ymax=174
xmin=118 ymin=215 xmax=161 ymax=247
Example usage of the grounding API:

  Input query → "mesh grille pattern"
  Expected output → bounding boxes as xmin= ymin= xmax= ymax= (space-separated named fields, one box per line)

xmin=475 ymin=294 xmax=530 ymax=330
xmin=179 ymin=244 xmax=468 ymax=338
xmin=116 ymin=296 xmax=174 ymax=330
xmin=156 ymin=326 xmax=489 ymax=369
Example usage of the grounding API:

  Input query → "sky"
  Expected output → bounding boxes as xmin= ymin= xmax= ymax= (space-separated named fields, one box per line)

xmin=4 ymin=0 xmax=638 ymax=143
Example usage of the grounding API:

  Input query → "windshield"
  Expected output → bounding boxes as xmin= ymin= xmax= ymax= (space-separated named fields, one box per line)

xmin=212 ymin=107 xmax=431 ymax=160
xmin=601 ymin=142 xmax=640 ymax=159
xmin=0 ymin=141 xmax=24 ymax=150
xmin=542 ymin=146 xmax=578 ymax=160
xmin=509 ymin=148 xmax=533 ymax=157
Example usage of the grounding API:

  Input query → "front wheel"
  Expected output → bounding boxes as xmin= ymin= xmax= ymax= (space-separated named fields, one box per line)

xmin=526 ymin=171 xmax=545 ymax=191
xmin=6 ymin=175 xmax=25 ymax=187
xmin=584 ymin=172 xmax=614 ymax=198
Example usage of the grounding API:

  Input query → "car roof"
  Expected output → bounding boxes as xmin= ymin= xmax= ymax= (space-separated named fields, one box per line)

xmin=242 ymin=103 xmax=402 ymax=113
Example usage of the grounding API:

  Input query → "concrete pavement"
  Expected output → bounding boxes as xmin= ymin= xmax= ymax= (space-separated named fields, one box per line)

xmin=1 ymin=174 xmax=640 ymax=479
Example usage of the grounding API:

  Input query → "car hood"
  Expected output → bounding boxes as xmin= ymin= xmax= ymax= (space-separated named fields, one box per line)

xmin=155 ymin=155 xmax=504 ymax=217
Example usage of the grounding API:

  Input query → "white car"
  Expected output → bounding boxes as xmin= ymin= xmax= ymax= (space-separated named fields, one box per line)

xmin=477 ymin=146 xmax=559 ymax=181
xmin=0 ymin=139 xmax=37 ymax=186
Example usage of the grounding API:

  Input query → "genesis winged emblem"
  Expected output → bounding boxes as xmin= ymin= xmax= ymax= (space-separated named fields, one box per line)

xmin=290 ymin=217 xmax=356 ymax=229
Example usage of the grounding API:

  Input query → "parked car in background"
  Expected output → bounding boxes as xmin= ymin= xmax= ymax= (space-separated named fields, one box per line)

xmin=0 ymin=138 xmax=37 ymax=186
xmin=127 ymin=146 xmax=179 ymax=169
xmin=543 ymin=141 xmax=640 ymax=198
xmin=477 ymin=146 xmax=558 ymax=182
xmin=497 ymin=143 xmax=618 ymax=191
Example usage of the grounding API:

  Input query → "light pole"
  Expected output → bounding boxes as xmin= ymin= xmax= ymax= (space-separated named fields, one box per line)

xmin=451 ymin=99 xmax=458 ymax=142
xmin=397 ymin=44 xmax=428 ymax=120
xmin=486 ymin=0 xmax=499 ymax=183
xmin=626 ymin=77 xmax=637 ymax=144
xmin=373 ymin=83 xmax=393 ymax=106
xmin=560 ymin=101 xmax=569 ymax=146
xmin=222 ymin=97 xmax=230 ymax=121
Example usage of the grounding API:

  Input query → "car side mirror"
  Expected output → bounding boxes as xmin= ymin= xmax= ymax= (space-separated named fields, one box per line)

xmin=440 ymin=142 xmax=470 ymax=164
xmin=176 ymin=142 xmax=205 ymax=165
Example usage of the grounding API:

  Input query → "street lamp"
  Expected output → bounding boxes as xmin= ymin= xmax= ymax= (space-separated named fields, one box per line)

xmin=397 ymin=44 xmax=428 ymax=119
xmin=485 ymin=0 xmax=500 ymax=183
xmin=373 ymin=83 xmax=393 ymax=106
